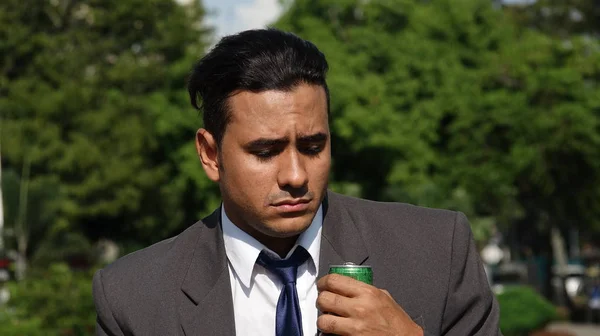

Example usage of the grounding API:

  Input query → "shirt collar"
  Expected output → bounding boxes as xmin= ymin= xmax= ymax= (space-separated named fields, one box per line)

xmin=221 ymin=204 xmax=323 ymax=289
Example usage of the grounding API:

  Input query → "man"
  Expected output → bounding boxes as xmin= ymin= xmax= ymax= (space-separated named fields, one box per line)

xmin=93 ymin=29 xmax=502 ymax=336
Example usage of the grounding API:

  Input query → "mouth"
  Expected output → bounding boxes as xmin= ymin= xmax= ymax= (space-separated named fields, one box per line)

xmin=271 ymin=198 xmax=311 ymax=213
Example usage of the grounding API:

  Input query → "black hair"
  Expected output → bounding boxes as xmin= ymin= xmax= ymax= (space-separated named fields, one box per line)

xmin=187 ymin=28 xmax=330 ymax=145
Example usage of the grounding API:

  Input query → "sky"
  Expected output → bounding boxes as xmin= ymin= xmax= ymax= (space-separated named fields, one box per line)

xmin=202 ymin=0 xmax=283 ymax=38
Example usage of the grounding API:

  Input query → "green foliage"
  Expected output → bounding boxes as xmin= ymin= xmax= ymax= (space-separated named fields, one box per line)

xmin=31 ymin=232 xmax=94 ymax=268
xmin=1 ymin=0 xmax=215 ymax=252
xmin=503 ymin=0 xmax=600 ymax=37
xmin=0 ymin=313 xmax=43 ymax=336
xmin=497 ymin=286 xmax=559 ymax=336
xmin=276 ymin=0 xmax=600 ymax=245
xmin=0 ymin=264 xmax=96 ymax=336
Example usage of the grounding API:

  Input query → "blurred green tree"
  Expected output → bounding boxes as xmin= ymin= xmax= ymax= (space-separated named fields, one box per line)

xmin=0 ymin=263 xmax=97 ymax=336
xmin=275 ymin=0 xmax=600 ymax=248
xmin=503 ymin=0 xmax=600 ymax=37
xmin=0 ymin=0 xmax=218 ymax=259
xmin=496 ymin=285 xmax=560 ymax=336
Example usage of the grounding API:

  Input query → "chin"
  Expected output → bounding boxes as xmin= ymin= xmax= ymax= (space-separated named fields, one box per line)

xmin=263 ymin=217 xmax=312 ymax=238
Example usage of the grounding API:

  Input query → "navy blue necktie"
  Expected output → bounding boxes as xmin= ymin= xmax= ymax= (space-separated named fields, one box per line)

xmin=257 ymin=247 xmax=310 ymax=336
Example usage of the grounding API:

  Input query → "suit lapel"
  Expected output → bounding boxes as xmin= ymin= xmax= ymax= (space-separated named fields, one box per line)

xmin=179 ymin=209 xmax=236 ymax=335
xmin=177 ymin=192 xmax=369 ymax=335
xmin=318 ymin=192 xmax=370 ymax=278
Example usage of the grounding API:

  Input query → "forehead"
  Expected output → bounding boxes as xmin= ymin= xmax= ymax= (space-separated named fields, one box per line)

xmin=225 ymin=84 xmax=328 ymax=138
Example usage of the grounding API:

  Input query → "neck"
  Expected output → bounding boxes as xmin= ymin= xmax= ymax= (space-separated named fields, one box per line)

xmin=260 ymin=235 xmax=299 ymax=258
xmin=221 ymin=204 xmax=300 ymax=258
xmin=234 ymin=220 xmax=299 ymax=258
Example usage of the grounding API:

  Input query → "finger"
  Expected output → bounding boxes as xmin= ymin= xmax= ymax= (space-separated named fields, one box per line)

xmin=316 ymin=291 xmax=354 ymax=317
xmin=317 ymin=273 xmax=372 ymax=298
xmin=381 ymin=289 xmax=393 ymax=299
xmin=317 ymin=314 xmax=357 ymax=336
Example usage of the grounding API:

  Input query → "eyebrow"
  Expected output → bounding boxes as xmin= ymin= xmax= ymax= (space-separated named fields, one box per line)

xmin=244 ymin=132 xmax=328 ymax=149
xmin=297 ymin=132 xmax=328 ymax=143
xmin=244 ymin=138 xmax=289 ymax=149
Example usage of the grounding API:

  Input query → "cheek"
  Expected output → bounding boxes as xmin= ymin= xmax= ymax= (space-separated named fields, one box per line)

xmin=308 ymin=157 xmax=331 ymax=183
xmin=222 ymin=147 xmax=267 ymax=176
xmin=223 ymin=156 xmax=276 ymax=195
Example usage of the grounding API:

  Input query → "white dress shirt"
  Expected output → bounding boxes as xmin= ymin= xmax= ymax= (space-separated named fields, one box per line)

xmin=221 ymin=205 xmax=323 ymax=336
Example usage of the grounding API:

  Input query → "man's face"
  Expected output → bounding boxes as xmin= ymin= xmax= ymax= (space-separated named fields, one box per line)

xmin=200 ymin=83 xmax=331 ymax=247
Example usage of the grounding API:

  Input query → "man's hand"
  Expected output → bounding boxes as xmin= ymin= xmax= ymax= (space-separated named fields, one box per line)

xmin=316 ymin=274 xmax=424 ymax=336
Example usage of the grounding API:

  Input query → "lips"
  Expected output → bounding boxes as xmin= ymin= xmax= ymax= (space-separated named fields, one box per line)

xmin=272 ymin=199 xmax=310 ymax=206
xmin=272 ymin=199 xmax=311 ymax=213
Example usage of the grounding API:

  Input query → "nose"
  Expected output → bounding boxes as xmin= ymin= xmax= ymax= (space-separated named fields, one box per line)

xmin=277 ymin=149 xmax=308 ymax=189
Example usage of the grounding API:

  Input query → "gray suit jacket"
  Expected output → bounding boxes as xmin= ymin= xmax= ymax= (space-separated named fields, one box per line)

xmin=93 ymin=191 xmax=501 ymax=335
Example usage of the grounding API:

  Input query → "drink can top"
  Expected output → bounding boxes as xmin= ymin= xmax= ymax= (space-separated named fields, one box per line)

xmin=329 ymin=263 xmax=371 ymax=268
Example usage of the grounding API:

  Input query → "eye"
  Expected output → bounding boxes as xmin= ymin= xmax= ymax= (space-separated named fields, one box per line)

xmin=256 ymin=150 xmax=273 ymax=157
xmin=253 ymin=148 xmax=281 ymax=161
xmin=300 ymin=144 xmax=324 ymax=156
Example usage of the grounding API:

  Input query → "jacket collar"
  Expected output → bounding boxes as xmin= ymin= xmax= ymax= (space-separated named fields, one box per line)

xmin=178 ymin=191 xmax=369 ymax=335
xmin=179 ymin=208 xmax=236 ymax=335
xmin=318 ymin=191 xmax=370 ymax=277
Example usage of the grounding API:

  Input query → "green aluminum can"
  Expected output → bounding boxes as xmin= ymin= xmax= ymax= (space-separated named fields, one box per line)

xmin=328 ymin=262 xmax=373 ymax=285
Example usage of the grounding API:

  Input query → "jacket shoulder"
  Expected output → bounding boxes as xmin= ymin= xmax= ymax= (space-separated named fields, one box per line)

xmin=327 ymin=191 xmax=459 ymax=232
xmin=326 ymin=191 xmax=467 ymax=261
xmin=93 ymin=222 xmax=204 ymax=315
xmin=102 ymin=222 xmax=201 ymax=280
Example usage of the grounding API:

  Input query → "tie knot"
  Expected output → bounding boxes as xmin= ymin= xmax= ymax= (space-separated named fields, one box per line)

xmin=257 ymin=247 xmax=310 ymax=284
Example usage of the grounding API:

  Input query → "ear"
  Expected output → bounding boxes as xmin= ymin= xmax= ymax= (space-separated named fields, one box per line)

xmin=196 ymin=128 xmax=220 ymax=182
